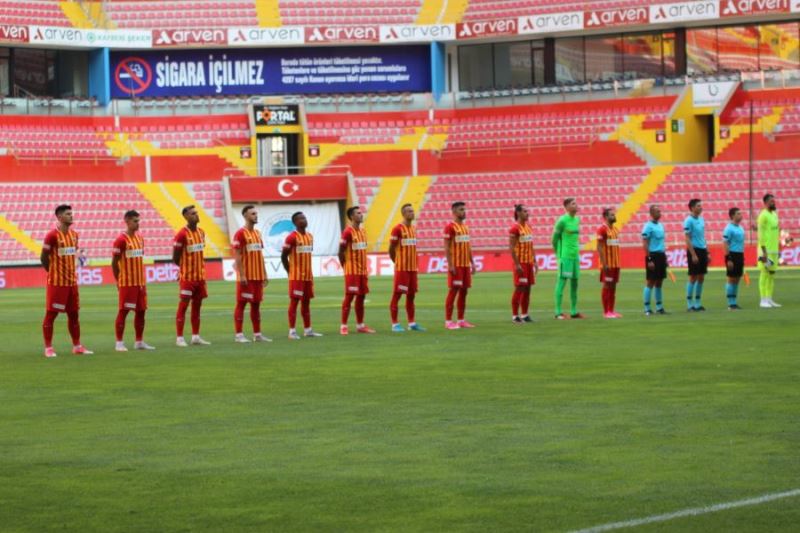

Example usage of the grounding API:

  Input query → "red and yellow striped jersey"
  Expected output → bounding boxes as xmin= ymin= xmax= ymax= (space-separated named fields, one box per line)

xmin=174 ymin=227 xmax=206 ymax=282
xmin=390 ymin=223 xmax=417 ymax=272
xmin=509 ymin=222 xmax=535 ymax=264
xmin=283 ymin=230 xmax=313 ymax=281
xmin=340 ymin=226 xmax=368 ymax=276
xmin=112 ymin=232 xmax=145 ymax=287
xmin=443 ymin=222 xmax=472 ymax=268
xmin=232 ymin=227 xmax=266 ymax=281
xmin=42 ymin=228 xmax=78 ymax=286
xmin=596 ymin=224 xmax=621 ymax=269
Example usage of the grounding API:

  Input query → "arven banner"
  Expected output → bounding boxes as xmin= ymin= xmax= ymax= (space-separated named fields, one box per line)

xmin=110 ymin=46 xmax=430 ymax=98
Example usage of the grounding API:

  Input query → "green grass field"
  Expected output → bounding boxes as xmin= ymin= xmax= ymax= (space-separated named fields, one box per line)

xmin=1 ymin=270 xmax=799 ymax=532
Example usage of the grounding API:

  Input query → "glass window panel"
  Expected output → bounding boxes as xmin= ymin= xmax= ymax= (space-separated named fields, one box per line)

xmin=687 ymin=28 xmax=718 ymax=75
xmin=493 ymin=42 xmax=532 ymax=89
xmin=622 ymin=33 xmax=663 ymax=79
xmin=458 ymin=44 xmax=493 ymax=91
xmin=662 ymin=32 xmax=676 ymax=77
xmin=586 ymin=35 xmax=622 ymax=81
xmin=532 ymin=42 xmax=545 ymax=86
xmin=718 ymin=25 xmax=759 ymax=72
xmin=758 ymin=23 xmax=799 ymax=70
xmin=555 ymin=37 xmax=584 ymax=83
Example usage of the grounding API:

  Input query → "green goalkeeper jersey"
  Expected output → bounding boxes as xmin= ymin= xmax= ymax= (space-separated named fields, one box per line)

xmin=552 ymin=214 xmax=580 ymax=259
xmin=757 ymin=209 xmax=780 ymax=254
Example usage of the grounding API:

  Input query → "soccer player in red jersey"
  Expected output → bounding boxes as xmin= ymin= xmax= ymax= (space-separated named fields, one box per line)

xmin=443 ymin=201 xmax=476 ymax=329
xmin=172 ymin=205 xmax=210 ymax=347
xmin=509 ymin=204 xmax=538 ymax=324
xmin=281 ymin=212 xmax=322 ymax=340
xmin=112 ymin=210 xmax=155 ymax=352
xmin=597 ymin=207 xmax=622 ymax=318
xmin=232 ymin=205 xmax=271 ymax=343
xmin=388 ymin=203 xmax=426 ymax=333
xmin=40 ymin=204 xmax=92 ymax=357
xmin=338 ymin=206 xmax=375 ymax=335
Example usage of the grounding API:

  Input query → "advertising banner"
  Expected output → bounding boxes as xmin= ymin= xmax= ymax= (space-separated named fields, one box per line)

xmin=228 ymin=176 xmax=348 ymax=203
xmin=110 ymin=46 xmax=431 ymax=98
xmin=0 ymin=24 xmax=29 ymax=44
xmin=253 ymin=104 xmax=300 ymax=126
xmin=231 ymin=202 xmax=341 ymax=257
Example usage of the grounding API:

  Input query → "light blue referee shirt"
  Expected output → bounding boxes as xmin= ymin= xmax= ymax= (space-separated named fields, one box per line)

xmin=683 ymin=215 xmax=706 ymax=249
xmin=641 ymin=220 xmax=666 ymax=253
xmin=723 ymin=222 xmax=745 ymax=253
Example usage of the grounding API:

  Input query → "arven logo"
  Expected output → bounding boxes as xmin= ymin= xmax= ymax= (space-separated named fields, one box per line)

xmin=456 ymin=19 xmax=517 ymax=39
xmin=0 ymin=24 xmax=29 ymax=43
xmin=721 ymin=0 xmax=790 ymax=16
xmin=380 ymin=24 xmax=454 ymax=43
xmin=518 ymin=12 xmax=583 ymax=35
xmin=153 ymin=29 xmax=227 ymax=47
xmin=585 ymin=7 xmax=649 ymax=28
xmin=650 ymin=1 xmax=718 ymax=23
xmin=305 ymin=26 xmax=380 ymax=43
xmin=227 ymin=27 xmax=303 ymax=45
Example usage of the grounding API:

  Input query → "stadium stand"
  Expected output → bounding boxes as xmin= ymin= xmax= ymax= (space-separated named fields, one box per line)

xmin=461 ymin=0 xmax=677 ymax=19
xmin=0 ymin=0 xmax=71 ymax=26
xmin=279 ymin=0 xmax=424 ymax=25
xmin=104 ymin=0 xmax=259 ymax=29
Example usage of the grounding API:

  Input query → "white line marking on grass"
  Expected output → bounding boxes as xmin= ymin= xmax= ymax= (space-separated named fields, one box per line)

xmin=571 ymin=489 xmax=800 ymax=533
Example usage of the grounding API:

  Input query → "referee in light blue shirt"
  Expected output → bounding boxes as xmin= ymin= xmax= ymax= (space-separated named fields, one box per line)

xmin=723 ymin=207 xmax=746 ymax=310
xmin=641 ymin=205 xmax=668 ymax=315
xmin=683 ymin=198 xmax=708 ymax=311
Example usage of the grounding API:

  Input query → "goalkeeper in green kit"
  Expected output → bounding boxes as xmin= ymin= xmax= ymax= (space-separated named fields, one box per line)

xmin=758 ymin=193 xmax=782 ymax=308
xmin=552 ymin=198 xmax=585 ymax=319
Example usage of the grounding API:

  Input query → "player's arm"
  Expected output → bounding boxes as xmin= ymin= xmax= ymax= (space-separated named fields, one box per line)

xmin=443 ymin=227 xmax=455 ymax=275
xmin=388 ymin=227 xmax=399 ymax=263
xmin=281 ymin=234 xmax=294 ymax=274
xmin=469 ymin=243 xmax=475 ymax=274
xmin=597 ymin=227 xmax=608 ymax=273
xmin=40 ymin=232 xmax=55 ymax=272
xmin=172 ymin=231 xmax=184 ymax=266
xmin=234 ymin=246 xmax=247 ymax=284
xmin=757 ymin=212 xmax=769 ymax=262
xmin=723 ymin=232 xmax=733 ymax=269
xmin=551 ymin=219 xmax=563 ymax=255
xmin=509 ymin=231 xmax=522 ymax=274
xmin=338 ymin=229 xmax=349 ymax=268
xmin=683 ymin=221 xmax=697 ymax=264
xmin=642 ymin=232 xmax=654 ymax=270
xmin=111 ymin=238 xmax=124 ymax=281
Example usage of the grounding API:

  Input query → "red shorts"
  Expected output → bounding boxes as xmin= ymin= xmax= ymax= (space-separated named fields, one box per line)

xmin=600 ymin=268 xmax=621 ymax=283
xmin=179 ymin=280 xmax=208 ymax=300
xmin=344 ymin=274 xmax=369 ymax=295
xmin=119 ymin=285 xmax=148 ymax=311
xmin=236 ymin=280 xmax=264 ymax=303
xmin=448 ymin=266 xmax=472 ymax=289
xmin=46 ymin=285 xmax=79 ymax=313
xmin=289 ymin=280 xmax=314 ymax=300
xmin=393 ymin=271 xmax=418 ymax=294
xmin=513 ymin=263 xmax=536 ymax=287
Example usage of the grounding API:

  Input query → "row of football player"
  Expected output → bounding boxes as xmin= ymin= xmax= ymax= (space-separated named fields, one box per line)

xmin=36 ymin=194 xmax=786 ymax=357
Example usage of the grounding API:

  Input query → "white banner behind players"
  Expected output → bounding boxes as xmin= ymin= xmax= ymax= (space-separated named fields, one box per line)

xmin=231 ymin=202 xmax=341 ymax=258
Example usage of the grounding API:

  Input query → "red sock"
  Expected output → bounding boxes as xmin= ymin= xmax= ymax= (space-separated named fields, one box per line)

xmin=190 ymin=298 xmax=202 ymax=335
xmin=115 ymin=309 xmax=129 ymax=342
xmin=355 ymin=295 xmax=365 ymax=324
xmin=390 ymin=292 xmax=401 ymax=323
xmin=134 ymin=311 xmax=145 ymax=342
xmin=42 ymin=311 xmax=58 ymax=348
xmin=603 ymin=286 xmax=611 ymax=313
xmin=341 ymin=292 xmax=355 ymax=325
xmin=176 ymin=299 xmax=190 ymax=337
xmin=511 ymin=290 xmax=521 ymax=316
xmin=67 ymin=311 xmax=80 ymax=345
xmin=521 ymin=289 xmax=530 ymax=315
xmin=445 ymin=288 xmax=458 ymax=321
xmin=457 ymin=289 xmax=468 ymax=320
xmin=288 ymin=298 xmax=299 ymax=328
xmin=609 ymin=284 xmax=617 ymax=313
xmin=406 ymin=293 xmax=415 ymax=323
xmin=250 ymin=302 xmax=261 ymax=335
xmin=301 ymin=296 xmax=311 ymax=329
xmin=234 ymin=301 xmax=246 ymax=334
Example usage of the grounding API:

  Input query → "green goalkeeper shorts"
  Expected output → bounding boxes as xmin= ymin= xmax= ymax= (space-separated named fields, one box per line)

xmin=558 ymin=257 xmax=580 ymax=279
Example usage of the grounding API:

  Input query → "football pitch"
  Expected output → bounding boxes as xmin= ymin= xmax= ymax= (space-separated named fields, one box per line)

xmin=1 ymin=270 xmax=798 ymax=532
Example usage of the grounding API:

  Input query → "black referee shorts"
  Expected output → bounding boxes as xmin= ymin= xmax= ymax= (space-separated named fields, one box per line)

xmin=726 ymin=251 xmax=744 ymax=278
xmin=646 ymin=251 xmax=667 ymax=281
xmin=687 ymin=248 xmax=709 ymax=276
